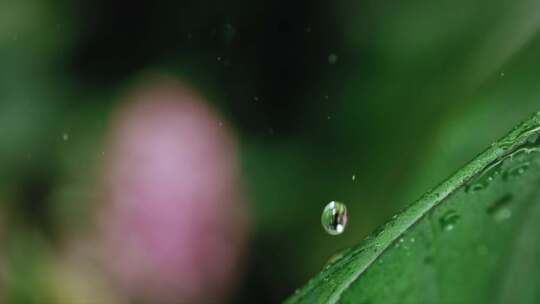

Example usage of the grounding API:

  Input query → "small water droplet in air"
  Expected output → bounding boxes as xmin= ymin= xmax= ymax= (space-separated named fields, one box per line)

xmin=217 ymin=56 xmax=222 ymax=61
xmin=220 ymin=23 xmax=236 ymax=44
xmin=218 ymin=121 xmax=223 ymax=127
xmin=410 ymin=237 xmax=415 ymax=243
xmin=352 ymin=174 xmax=356 ymax=181
xmin=324 ymin=95 xmax=329 ymax=100
xmin=487 ymin=194 xmax=513 ymax=222
xmin=321 ymin=201 xmax=348 ymax=235
xmin=305 ymin=27 xmax=312 ymax=33
xmin=328 ymin=53 xmax=338 ymax=64
xmin=500 ymin=72 xmax=505 ymax=77
xmin=62 ymin=133 xmax=69 ymax=141
xmin=327 ymin=115 xmax=332 ymax=120
xmin=253 ymin=96 xmax=259 ymax=101
xmin=439 ymin=210 xmax=460 ymax=231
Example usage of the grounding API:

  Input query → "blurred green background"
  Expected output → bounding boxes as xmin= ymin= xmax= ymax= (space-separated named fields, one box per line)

xmin=1 ymin=0 xmax=540 ymax=303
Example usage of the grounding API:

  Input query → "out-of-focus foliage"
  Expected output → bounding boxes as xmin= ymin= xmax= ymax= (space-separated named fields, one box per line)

xmin=1 ymin=0 xmax=540 ymax=302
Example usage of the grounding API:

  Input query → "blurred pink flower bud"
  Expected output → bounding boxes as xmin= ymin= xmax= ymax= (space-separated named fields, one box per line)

xmin=99 ymin=78 xmax=249 ymax=303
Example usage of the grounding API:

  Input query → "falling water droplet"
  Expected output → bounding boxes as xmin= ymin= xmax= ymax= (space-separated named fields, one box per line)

xmin=352 ymin=174 xmax=356 ymax=181
xmin=62 ymin=133 xmax=69 ymax=141
xmin=220 ymin=23 xmax=236 ymax=44
xmin=439 ymin=210 xmax=460 ymax=231
xmin=328 ymin=53 xmax=338 ymax=64
xmin=321 ymin=201 xmax=348 ymax=235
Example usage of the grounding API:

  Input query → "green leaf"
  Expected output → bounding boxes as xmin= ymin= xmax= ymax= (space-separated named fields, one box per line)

xmin=286 ymin=110 xmax=540 ymax=304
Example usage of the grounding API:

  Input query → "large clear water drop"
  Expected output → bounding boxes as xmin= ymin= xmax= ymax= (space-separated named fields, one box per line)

xmin=321 ymin=201 xmax=348 ymax=235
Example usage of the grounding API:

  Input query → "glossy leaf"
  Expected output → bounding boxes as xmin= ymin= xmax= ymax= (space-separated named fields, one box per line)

xmin=286 ymin=111 xmax=540 ymax=304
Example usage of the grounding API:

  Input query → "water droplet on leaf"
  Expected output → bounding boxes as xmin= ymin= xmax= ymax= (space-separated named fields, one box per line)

xmin=487 ymin=194 xmax=513 ymax=222
xmin=439 ymin=210 xmax=460 ymax=231
xmin=502 ymin=162 xmax=530 ymax=181
xmin=321 ymin=201 xmax=348 ymax=235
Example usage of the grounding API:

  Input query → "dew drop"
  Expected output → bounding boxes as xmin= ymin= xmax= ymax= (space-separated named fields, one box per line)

xmin=321 ymin=201 xmax=348 ymax=235
xmin=487 ymin=194 xmax=513 ymax=222
xmin=465 ymin=182 xmax=487 ymax=193
xmin=439 ymin=210 xmax=460 ymax=231
xmin=326 ymin=247 xmax=352 ymax=265
xmin=502 ymin=162 xmax=530 ymax=181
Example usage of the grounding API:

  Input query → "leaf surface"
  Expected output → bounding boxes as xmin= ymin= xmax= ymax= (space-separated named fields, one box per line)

xmin=286 ymin=111 xmax=540 ymax=304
